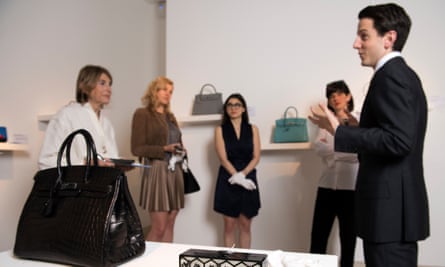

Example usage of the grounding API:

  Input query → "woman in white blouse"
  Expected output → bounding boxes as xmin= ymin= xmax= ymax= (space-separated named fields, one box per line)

xmin=38 ymin=65 xmax=118 ymax=170
xmin=310 ymin=80 xmax=359 ymax=267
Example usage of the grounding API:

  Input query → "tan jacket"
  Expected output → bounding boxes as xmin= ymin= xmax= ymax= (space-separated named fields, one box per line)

xmin=131 ymin=107 xmax=180 ymax=160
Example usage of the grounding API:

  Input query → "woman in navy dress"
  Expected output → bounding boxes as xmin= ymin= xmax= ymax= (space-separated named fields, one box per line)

xmin=213 ymin=93 xmax=261 ymax=249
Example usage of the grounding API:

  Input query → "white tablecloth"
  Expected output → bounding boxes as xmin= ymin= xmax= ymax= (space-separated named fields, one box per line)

xmin=0 ymin=242 xmax=338 ymax=266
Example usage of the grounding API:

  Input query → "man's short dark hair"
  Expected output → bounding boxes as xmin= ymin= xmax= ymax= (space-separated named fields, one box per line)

xmin=359 ymin=3 xmax=411 ymax=52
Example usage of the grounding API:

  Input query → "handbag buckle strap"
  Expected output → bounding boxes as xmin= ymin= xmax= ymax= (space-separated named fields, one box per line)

xmin=60 ymin=182 xmax=78 ymax=190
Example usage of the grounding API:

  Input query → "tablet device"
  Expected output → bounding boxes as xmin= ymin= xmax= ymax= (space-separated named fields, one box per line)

xmin=109 ymin=158 xmax=135 ymax=166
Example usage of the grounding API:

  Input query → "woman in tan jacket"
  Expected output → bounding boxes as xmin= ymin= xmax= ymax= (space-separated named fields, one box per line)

xmin=131 ymin=76 xmax=185 ymax=242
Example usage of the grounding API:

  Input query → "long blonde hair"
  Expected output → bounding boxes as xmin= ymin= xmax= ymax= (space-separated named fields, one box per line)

xmin=141 ymin=76 xmax=174 ymax=114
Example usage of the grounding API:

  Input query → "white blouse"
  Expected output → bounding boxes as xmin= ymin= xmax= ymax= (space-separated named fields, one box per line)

xmin=312 ymin=126 xmax=359 ymax=190
xmin=38 ymin=102 xmax=118 ymax=170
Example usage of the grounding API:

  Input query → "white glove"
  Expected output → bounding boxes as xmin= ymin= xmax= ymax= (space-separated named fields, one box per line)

xmin=168 ymin=152 xmax=185 ymax=171
xmin=228 ymin=172 xmax=245 ymax=184
xmin=168 ymin=155 xmax=177 ymax=171
xmin=228 ymin=172 xmax=257 ymax=190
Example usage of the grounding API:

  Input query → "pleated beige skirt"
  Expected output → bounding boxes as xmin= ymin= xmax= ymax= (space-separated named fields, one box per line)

xmin=139 ymin=158 xmax=184 ymax=212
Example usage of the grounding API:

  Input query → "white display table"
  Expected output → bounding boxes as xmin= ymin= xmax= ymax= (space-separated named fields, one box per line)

xmin=0 ymin=241 xmax=338 ymax=266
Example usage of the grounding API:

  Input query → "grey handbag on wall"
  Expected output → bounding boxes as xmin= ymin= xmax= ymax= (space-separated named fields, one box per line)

xmin=192 ymin=83 xmax=223 ymax=115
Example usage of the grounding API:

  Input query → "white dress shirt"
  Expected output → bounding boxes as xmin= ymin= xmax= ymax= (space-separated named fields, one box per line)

xmin=313 ymin=124 xmax=359 ymax=190
xmin=375 ymin=51 xmax=401 ymax=72
xmin=38 ymin=102 xmax=118 ymax=170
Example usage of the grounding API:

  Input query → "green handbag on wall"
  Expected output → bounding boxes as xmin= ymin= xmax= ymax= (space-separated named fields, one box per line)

xmin=273 ymin=106 xmax=309 ymax=143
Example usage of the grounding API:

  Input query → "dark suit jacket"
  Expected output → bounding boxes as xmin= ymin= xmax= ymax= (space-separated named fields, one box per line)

xmin=334 ymin=57 xmax=429 ymax=243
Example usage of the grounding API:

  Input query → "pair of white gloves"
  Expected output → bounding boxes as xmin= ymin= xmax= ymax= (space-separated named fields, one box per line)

xmin=228 ymin=172 xmax=257 ymax=190
xmin=168 ymin=151 xmax=186 ymax=171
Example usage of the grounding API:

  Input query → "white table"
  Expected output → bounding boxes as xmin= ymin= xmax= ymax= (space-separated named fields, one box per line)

xmin=0 ymin=242 xmax=338 ymax=266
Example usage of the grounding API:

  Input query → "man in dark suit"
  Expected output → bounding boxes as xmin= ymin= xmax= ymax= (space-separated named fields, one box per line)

xmin=309 ymin=3 xmax=429 ymax=267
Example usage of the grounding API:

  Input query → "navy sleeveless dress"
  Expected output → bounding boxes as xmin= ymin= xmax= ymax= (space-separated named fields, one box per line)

xmin=213 ymin=121 xmax=261 ymax=218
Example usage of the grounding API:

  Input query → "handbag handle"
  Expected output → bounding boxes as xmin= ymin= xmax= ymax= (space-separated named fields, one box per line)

xmin=199 ymin=83 xmax=217 ymax=95
xmin=182 ymin=154 xmax=190 ymax=172
xmin=42 ymin=129 xmax=99 ymax=217
xmin=56 ymin=129 xmax=98 ymax=184
xmin=283 ymin=106 xmax=299 ymax=119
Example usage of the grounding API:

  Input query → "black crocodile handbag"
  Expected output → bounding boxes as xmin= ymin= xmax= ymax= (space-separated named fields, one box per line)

xmin=14 ymin=129 xmax=145 ymax=267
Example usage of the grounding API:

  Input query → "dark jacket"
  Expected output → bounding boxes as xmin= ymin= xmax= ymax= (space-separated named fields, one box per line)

xmin=335 ymin=57 xmax=429 ymax=243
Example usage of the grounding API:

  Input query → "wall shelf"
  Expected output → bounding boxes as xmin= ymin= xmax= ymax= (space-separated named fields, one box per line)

xmin=38 ymin=114 xmax=53 ymax=123
xmin=177 ymin=114 xmax=221 ymax=123
xmin=0 ymin=143 xmax=28 ymax=151
xmin=177 ymin=115 xmax=311 ymax=150
xmin=37 ymin=113 xmax=311 ymax=150
xmin=38 ymin=114 xmax=222 ymax=124
xmin=262 ymin=142 xmax=311 ymax=151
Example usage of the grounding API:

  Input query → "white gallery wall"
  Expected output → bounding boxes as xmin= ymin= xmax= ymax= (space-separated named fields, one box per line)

xmin=0 ymin=0 xmax=165 ymax=252
xmin=166 ymin=1 xmax=445 ymax=266
xmin=0 ymin=0 xmax=444 ymax=266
